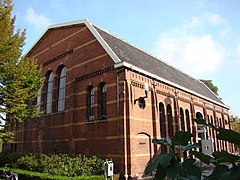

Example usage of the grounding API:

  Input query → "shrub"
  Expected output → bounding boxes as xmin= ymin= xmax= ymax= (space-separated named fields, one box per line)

xmin=0 ymin=152 xmax=23 ymax=167
xmin=16 ymin=153 xmax=106 ymax=177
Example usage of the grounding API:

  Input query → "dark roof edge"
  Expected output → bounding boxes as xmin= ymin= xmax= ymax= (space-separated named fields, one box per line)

xmin=114 ymin=61 xmax=229 ymax=110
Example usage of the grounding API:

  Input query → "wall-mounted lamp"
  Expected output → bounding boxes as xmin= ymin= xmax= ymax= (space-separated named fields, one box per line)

xmin=134 ymin=83 xmax=149 ymax=109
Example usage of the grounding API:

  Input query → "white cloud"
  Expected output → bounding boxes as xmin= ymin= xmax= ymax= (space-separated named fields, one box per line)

xmin=153 ymin=12 xmax=229 ymax=78
xmin=25 ymin=7 xmax=51 ymax=30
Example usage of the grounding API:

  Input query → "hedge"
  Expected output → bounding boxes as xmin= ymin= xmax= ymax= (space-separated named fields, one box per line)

xmin=0 ymin=153 xmax=107 ymax=177
xmin=0 ymin=168 xmax=105 ymax=180
xmin=16 ymin=154 xmax=106 ymax=177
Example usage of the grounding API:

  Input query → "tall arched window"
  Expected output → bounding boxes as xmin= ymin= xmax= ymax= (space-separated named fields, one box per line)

xmin=167 ymin=104 xmax=173 ymax=137
xmin=210 ymin=115 xmax=216 ymax=151
xmin=57 ymin=66 xmax=66 ymax=112
xmin=46 ymin=72 xmax=53 ymax=113
xmin=159 ymin=102 xmax=166 ymax=138
xmin=87 ymin=86 xmax=94 ymax=121
xmin=159 ymin=102 xmax=167 ymax=152
xmin=99 ymin=82 xmax=107 ymax=120
xmin=37 ymin=88 xmax=42 ymax=113
xmin=180 ymin=108 xmax=185 ymax=131
xmin=185 ymin=109 xmax=191 ymax=132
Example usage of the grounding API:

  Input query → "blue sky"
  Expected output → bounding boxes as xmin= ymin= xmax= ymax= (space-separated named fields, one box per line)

xmin=13 ymin=0 xmax=240 ymax=117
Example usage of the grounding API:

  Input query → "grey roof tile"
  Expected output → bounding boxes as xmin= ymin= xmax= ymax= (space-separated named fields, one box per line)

xmin=94 ymin=26 xmax=224 ymax=105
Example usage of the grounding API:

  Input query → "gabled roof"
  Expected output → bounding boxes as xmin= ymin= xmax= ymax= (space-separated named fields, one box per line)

xmin=94 ymin=26 xmax=226 ymax=107
xmin=27 ymin=19 xmax=227 ymax=108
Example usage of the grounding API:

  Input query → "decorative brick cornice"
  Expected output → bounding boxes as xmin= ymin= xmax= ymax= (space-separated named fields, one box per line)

xmin=75 ymin=66 xmax=114 ymax=81
xmin=131 ymin=81 xmax=144 ymax=89
xmin=43 ymin=49 xmax=73 ymax=66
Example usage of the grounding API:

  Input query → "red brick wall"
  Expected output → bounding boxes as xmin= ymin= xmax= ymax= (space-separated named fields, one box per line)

xmin=123 ymin=69 xmax=231 ymax=178
xmin=8 ymin=23 xmax=232 ymax=179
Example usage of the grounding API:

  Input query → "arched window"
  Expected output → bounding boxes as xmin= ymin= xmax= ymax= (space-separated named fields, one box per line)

xmin=196 ymin=112 xmax=203 ymax=120
xmin=185 ymin=109 xmax=191 ymax=132
xmin=167 ymin=104 xmax=173 ymax=137
xmin=159 ymin=102 xmax=167 ymax=152
xmin=87 ymin=86 xmax=94 ymax=121
xmin=46 ymin=72 xmax=53 ymax=113
xmin=180 ymin=108 xmax=185 ymax=131
xmin=99 ymin=82 xmax=107 ymax=120
xmin=210 ymin=115 xmax=216 ymax=151
xmin=57 ymin=66 xmax=66 ymax=112
xmin=37 ymin=88 xmax=42 ymax=113
xmin=159 ymin=102 xmax=166 ymax=138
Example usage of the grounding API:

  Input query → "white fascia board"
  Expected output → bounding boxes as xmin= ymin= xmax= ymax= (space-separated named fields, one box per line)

xmin=23 ymin=20 xmax=88 ymax=57
xmin=114 ymin=61 xmax=229 ymax=109
xmin=24 ymin=19 xmax=121 ymax=64
xmin=83 ymin=20 xmax=121 ymax=63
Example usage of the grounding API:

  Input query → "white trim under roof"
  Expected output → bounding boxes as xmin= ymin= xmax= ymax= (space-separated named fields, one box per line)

xmin=25 ymin=19 xmax=121 ymax=64
xmin=114 ymin=61 xmax=229 ymax=109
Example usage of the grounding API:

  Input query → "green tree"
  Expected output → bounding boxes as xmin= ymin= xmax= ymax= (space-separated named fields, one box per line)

xmin=230 ymin=115 xmax=240 ymax=131
xmin=200 ymin=79 xmax=219 ymax=96
xmin=230 ymin=115 xmax=240 ymax=152
xmin=0 ymin=0 xmax=43 ymax=142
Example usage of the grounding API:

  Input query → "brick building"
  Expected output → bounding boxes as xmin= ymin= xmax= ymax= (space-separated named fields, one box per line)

xmin=7 ymin=19 xmax=232 ymax=179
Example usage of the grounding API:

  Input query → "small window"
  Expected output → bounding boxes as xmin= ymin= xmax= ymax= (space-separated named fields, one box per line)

xmin=57 ymin=66 xmax=66 ymax=112
xmin=87 ymin=86 xmax=94 ymax=121
xmin=99 ymin=82 xmax=107 ymax=120
xmin=46 ymin=72 xmax=53 ymax=113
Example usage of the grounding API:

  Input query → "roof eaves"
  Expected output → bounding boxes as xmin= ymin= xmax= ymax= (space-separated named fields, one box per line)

xmin=114 ymin=61 xmax=229 ymax=109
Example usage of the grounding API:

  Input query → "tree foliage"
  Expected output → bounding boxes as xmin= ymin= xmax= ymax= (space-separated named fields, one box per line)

xmin=230 ymin=115 xmax=240 ymax=152
xmin=200 ymin=79 xmax=219 ymax=96
xmin=145 ymin=119 xmax=240 ymax=179
xmin=230 ymin=115 xmax=240 ymax=132
xmin=0 ymin=0 xmax=43 ymax=141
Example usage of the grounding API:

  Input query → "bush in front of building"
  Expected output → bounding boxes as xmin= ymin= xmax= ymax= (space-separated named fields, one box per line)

xmin=0 ymin=167 xmax=105 ymax=180
xmin=16 ymin=153 xmax=106 ymax=177
xmin=0 ymin=151 xmax=23 ymax=167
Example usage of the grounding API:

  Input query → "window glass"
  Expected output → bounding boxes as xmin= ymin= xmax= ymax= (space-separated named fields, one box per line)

xmin=37 ymin=88 xmax=42 ymax=113
xmin=185 ymin=109 xmax=191 ymax=132
xmin=87 ymin=86 xmax=94 ymax=121
xmin=57 ymin=67 xmax=66 ymax=112
xmin=167 ymin=104 xmax=173 ymax=137
xmin=46 ymin=72 xmax=53 ymax=113
xmin=180 ymin=108 xmax=185 ymax=131
xmin=99 ymin=83 xmax=107 ymax=120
